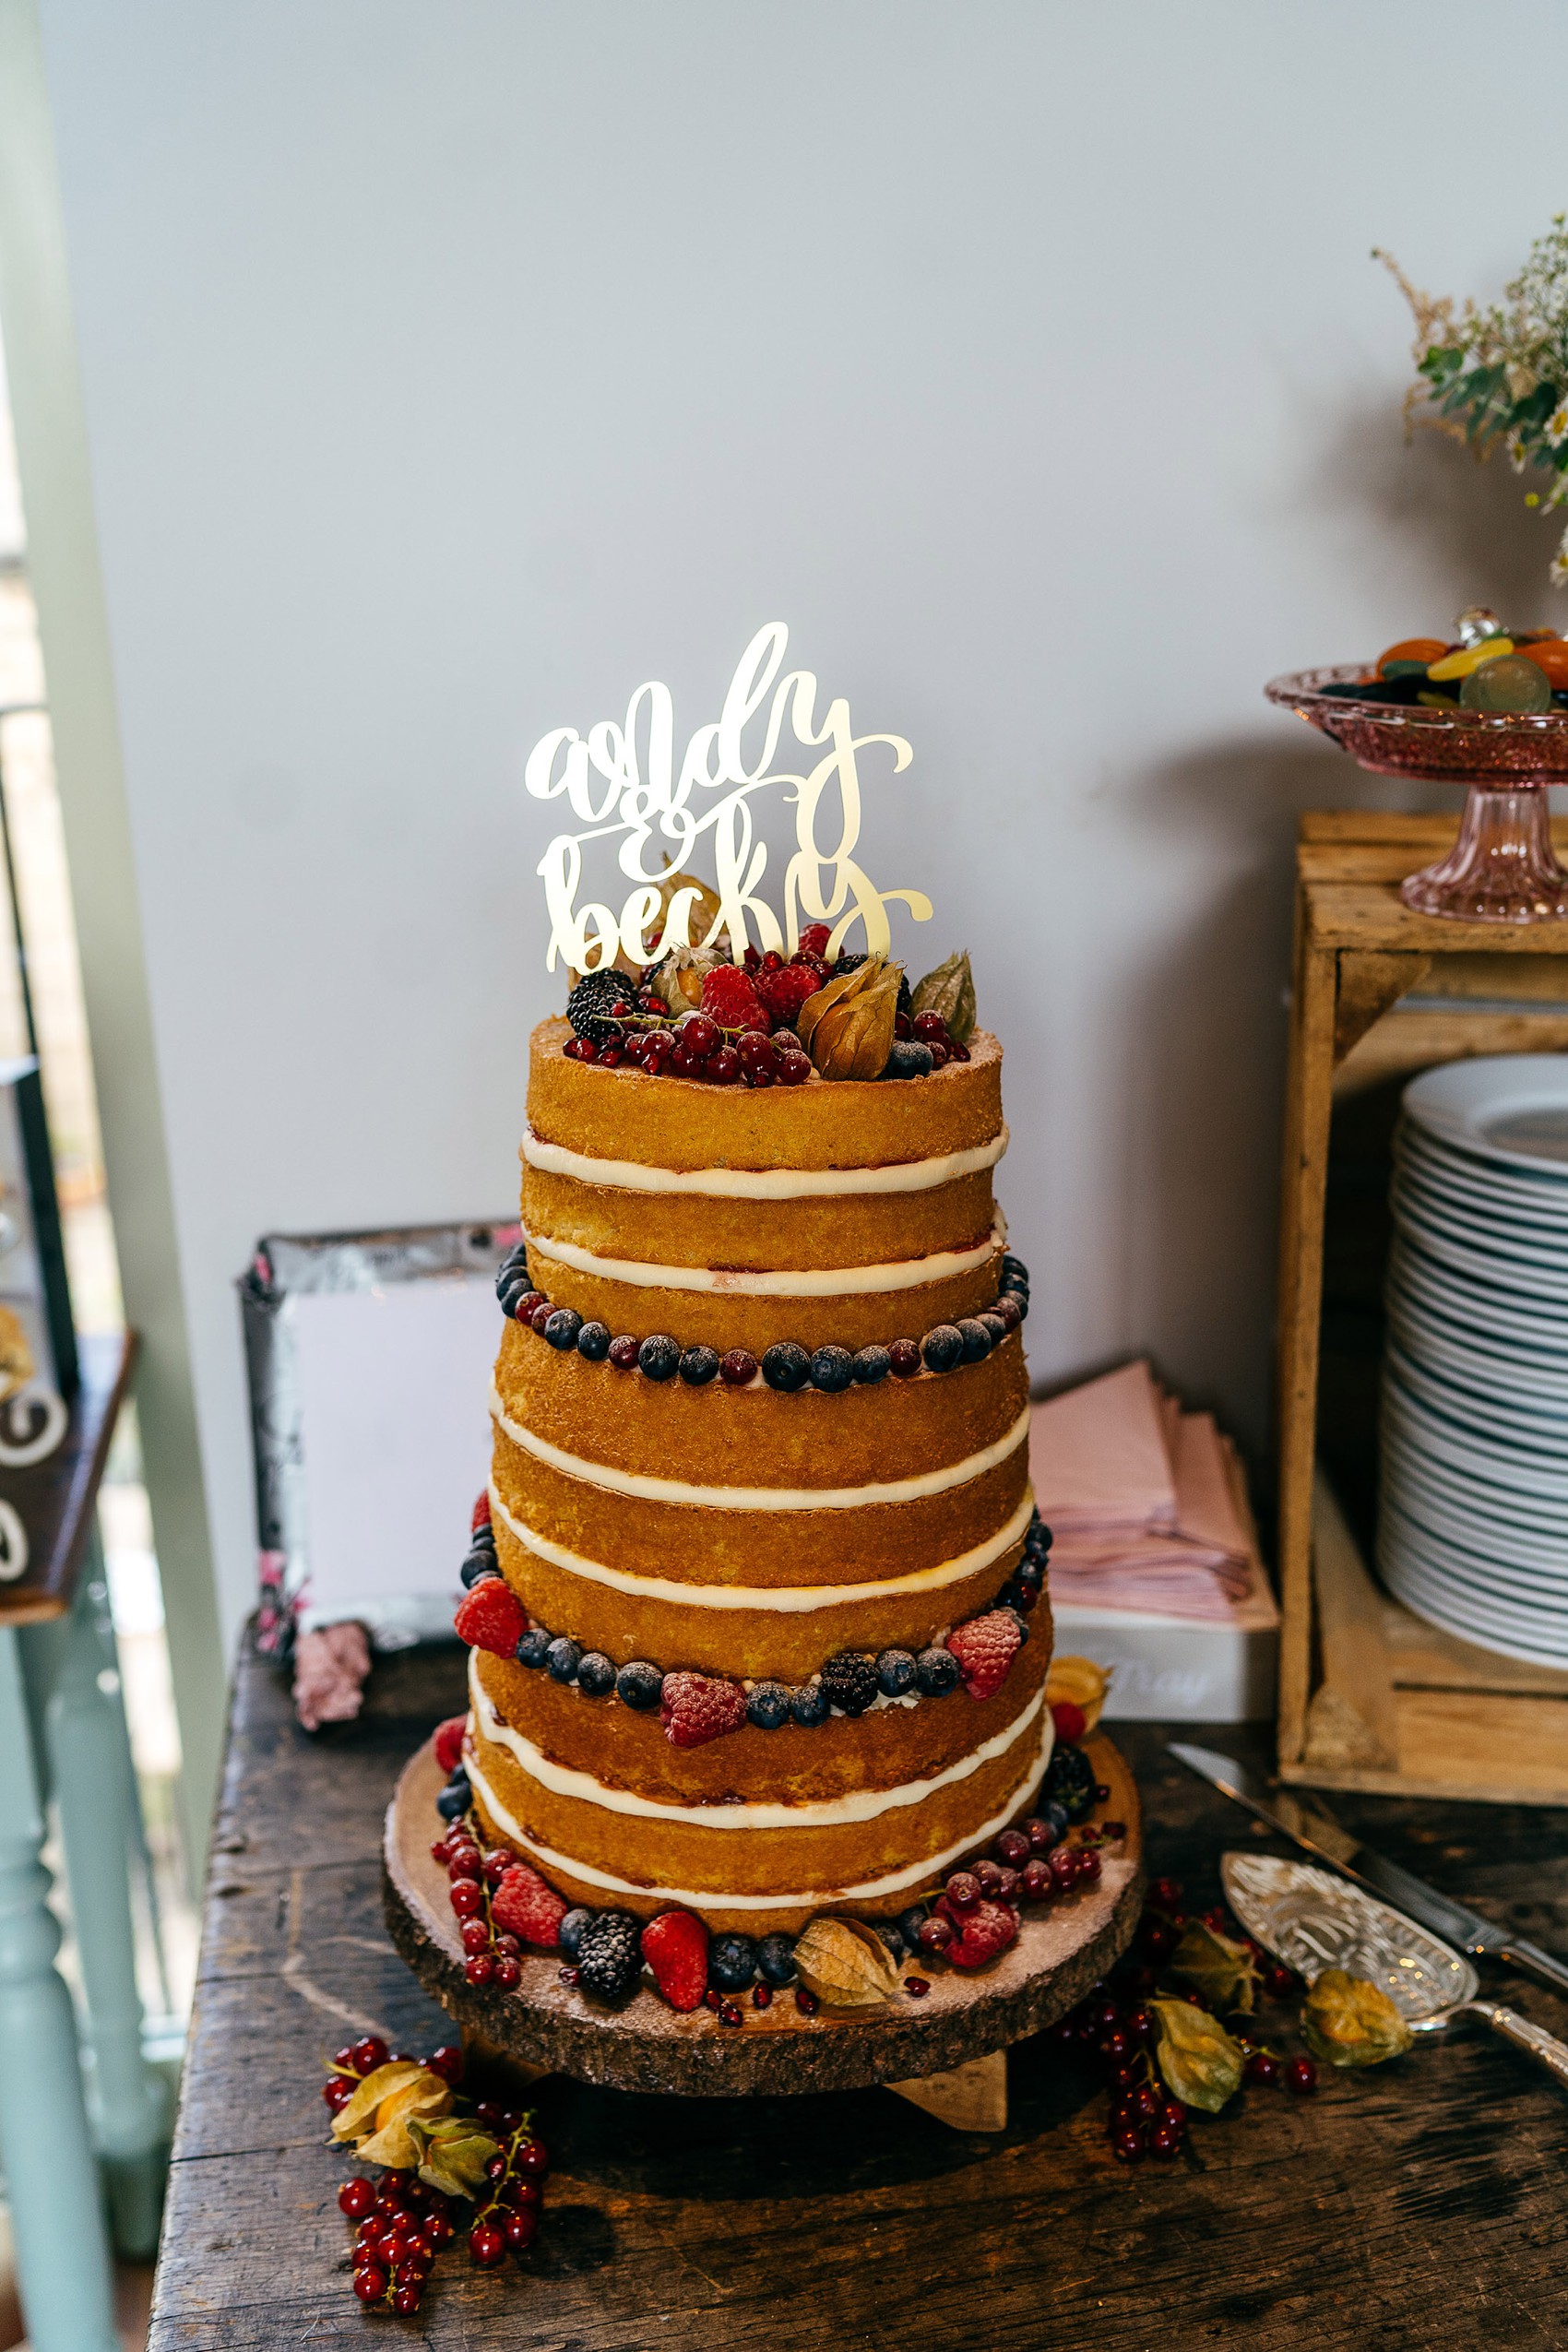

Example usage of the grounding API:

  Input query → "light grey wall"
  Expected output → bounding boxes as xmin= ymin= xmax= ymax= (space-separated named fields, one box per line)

xmin=22 ymin=0 xmax=1568 ymax=1648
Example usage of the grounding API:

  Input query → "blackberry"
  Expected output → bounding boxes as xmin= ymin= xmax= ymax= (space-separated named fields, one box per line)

xmin=566 ymin=968 xmax=636 ymax=1045
xmin=790 ymin=1681 xmax=829 ymax=1728
xmin=576 ymin=1650 xmax=615 ymax=1697
xmin=761 ymin=1341 xmax=811 ymax=1393
xmin=821 ymin=1651 xmax=879 ymax=1717
xmin=875 ymin=1647 xmax=917 ymax=1697
xmin=1043 ymin=1741 xmax=1097 ymax=1823
xmin=637 ymin=1334 xmax=681 ymax=1381
xmin=756 ymin=1931 xmax=798 ymax=1987
xmin=616 ymin=1659 xmax=664 ymax=1710
xmin=435 ymin=1772 xmax=470 ymax=1821
xmin=576 ymin=1320 xmax=612 ymax=1361
xmin=708 ymin=1933 xmax=758 ymax=1993
xmin=680 ymin=1345 xmax=720 ymax=1386
xmin=956 ymin=1318 xmax=992 ymax=1363
xmin=884 ymin=1041 xmax=933 ymax=1081
xmin=515 ymin=1626 xmax=552 ymax=1668
xmin=809 ymin=1345 xmax=854 ymax=1393
xmin=575 ymin=1909 xmax=643 ymax=2002
xmin=558 ymin=1907 xmax=594 ymax=1960
xmin=545 ymin=1636 xmax=583 ymax=1684
xmin=746 ymin=1681 xmax=791 ymax=1730
xmin=460 ymin=1550 xmax=498 ymax=1588
xmin=544 ymin=1307 xmax=583 ymax=1351
xmin=921 ymin=1324 xmax=964 ymax=1372
xmin=851 ymin=1345 xmax=891 ymax=1384
xmin=915 ymin=1645 xmax=960 ymax=1697
xmin=836 ymin=955 xmax=913 ymax=1021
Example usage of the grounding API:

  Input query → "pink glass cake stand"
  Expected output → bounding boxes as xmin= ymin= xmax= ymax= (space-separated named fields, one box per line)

xmin=1266 ymin=665 xmax=1568 ymax=924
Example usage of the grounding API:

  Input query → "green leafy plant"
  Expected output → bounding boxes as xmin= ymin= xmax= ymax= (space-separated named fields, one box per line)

xmin=1377 ymin=216 xmax=1568 ymax=585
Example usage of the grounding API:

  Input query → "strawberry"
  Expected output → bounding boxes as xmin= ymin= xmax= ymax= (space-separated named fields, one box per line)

xmin=491 ymin=1862 xmax=567 ymax=1949
xmin=699 ymin=964 xmax=767 ymax=1033
xmin=640 ymin=1908 xmax=708 ymax=2011
xmin=1050 ymin=1699 xmax=1087 ymax=1744
xmin=471 ymin=1491 xmax=492 ymax=1534
xmin=454 ymin=1578 xmax=527 ymax=1657
xmin=946 ymin=1610 xmax=1024 ymax=1702
xmin=940 ymin=1895 xmax=1018 ymax=1971
xmin=796 ymin=922 xmax=831 ymax=958
xmin=659 ymin=1670 xmax=749 ymax=1749
xmin=755 ymin=960 xmax=822 ymax=1030
xmin=433 ymin=1715 xmax=469 ymax=1776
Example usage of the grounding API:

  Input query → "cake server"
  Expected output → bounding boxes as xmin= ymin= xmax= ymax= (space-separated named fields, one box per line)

xmin=1220 ymin=1851 xmax=1568 ymax=2093
xmin=1169 ymin=1740 xmax=1568 ymax=2002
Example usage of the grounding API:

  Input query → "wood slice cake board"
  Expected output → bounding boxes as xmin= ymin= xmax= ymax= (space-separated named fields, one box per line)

xmin=383 ymin=1730 xmax=1143 ymax=2119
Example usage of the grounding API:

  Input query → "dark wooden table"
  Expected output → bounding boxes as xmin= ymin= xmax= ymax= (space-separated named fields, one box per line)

xmin=149 ymin=1636 xmax=1568 ymax=2350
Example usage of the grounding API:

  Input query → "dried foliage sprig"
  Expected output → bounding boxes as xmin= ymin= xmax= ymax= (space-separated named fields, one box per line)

xmin=1376 ymin=216 xmax=1568 ymax=586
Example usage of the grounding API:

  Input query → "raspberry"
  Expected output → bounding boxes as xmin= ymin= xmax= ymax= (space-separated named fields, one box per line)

xmin=433 ymin=1716 xmax=468 ymax=1776
xmin=659 ymin=1670 xmax=749 ymax=1749
xmin=454 ymin=1579 xmax=527 ymax=1657
xmin=640 ymin=1908 xmax=709 ymax=2012
xmin=491 ymin=1862 xmax=568 ymax=1949
xmin=941 ymin=1896 xmax=1018 ymax=1970
xmin=797 ymin=923 xmax=831 ymax=957
xmin=699 ymin=965 xmax=767 ymax=1032
xmin=470 ymin=1491 xmax=492 ymax=1534
xmin=946 ymin=1610 xmax=1023 ymax=1701
xmin=754 ymin=960 xmax=821 ymax=1030
xmin=1050 ymin=1699 xmax=1087 ymax=1743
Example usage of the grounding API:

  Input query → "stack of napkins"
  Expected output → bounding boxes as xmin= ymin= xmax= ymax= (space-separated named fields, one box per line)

xmin=1030 ymin=1360 xmax=1277 ymax=1632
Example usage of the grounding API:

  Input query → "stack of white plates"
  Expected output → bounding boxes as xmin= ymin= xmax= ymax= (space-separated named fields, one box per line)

xmin=1380 ymin=1055 xmax=1568 ymax=1669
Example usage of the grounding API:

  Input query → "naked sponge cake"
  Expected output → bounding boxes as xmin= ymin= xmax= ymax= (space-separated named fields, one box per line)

xmin=442 ymin=932 xmax=1070 ymax=2006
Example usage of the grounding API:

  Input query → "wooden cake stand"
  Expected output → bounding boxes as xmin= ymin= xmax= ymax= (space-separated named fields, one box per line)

xmin=384 ymin=1731 xmax=1143 ymax=2131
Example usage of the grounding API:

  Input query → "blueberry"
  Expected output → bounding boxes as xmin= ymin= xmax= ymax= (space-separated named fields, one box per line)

xmin=915 ymin=1645 xmax=960 ymax=1696
xmin=809 ymin=1345 xmax=854 ymax=1393
xmin=469 ymin=1521 xmax=496 ymax=1552
xmin=884 ymin=1040 xmax=933 ymax=1080
xmin=1001 ymin=1254 xmax=1030 ymax=1289
xmin=708 ymin=1933 xmax=758 ymax=1992
xmin=875 ymin=1647 xmax=917 ymax=1697
xmin=498 ymin=1272 xmax=531 ymax=1317
xmin=789 ymin=1681 xmax=829 ymax=1727
xmin=956 ymin=1318 xmax=992 ymax=1363
xmin=897 ymin=1904 xmax=930 ymax=1951
xmin=978 ymin=1313 xmax=1007 ymax=1348
xmin=616 ymin=1659 xmax=664 ymax=1710
xmin=576 ymin=1319 xmax=612 ymax=1361
xmin=576 ymin=1650 xmax=615 ymax=1697
xmin=637 ymin=1334 xmax=681 ymax=1381
xmin=545 ymin=1636 xmax=583 ymax=1683
xmin=460 ymin=1550 xmax=497 ymax=1588
xmin=921 ymin=1324 xmax=964 ymax=1373
xmin=515 ymin=1626 xmax=552 ymax=1668
xmin=435 ymin=1775 xmax=470 ymax=1820
xmin=761 ymin=1341 xmax=811 ymax=1393
xmin=558 ymin=1907 xmax=594 ymax=1960
xmin=680 ymin=1345 xmax=720 ymax=1385
xmin=873 ymin=1920 xmax=906 ymax=1963
xmin=545 ymin=1307 xmax=583 ymax=1351
xmin=851 ymin=1345 xmax=891 ymax=1384
xmin=746 ymin=1681 xmax=791 ymax=1730
xmin=756 ymin=1931 xmax=798 ymax=1987
xmin=1002 ymin=1602 xmax=1029 ymax=1645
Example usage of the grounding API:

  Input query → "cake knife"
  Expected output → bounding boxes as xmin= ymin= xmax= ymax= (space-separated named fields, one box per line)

xmin=1169 ymin=1740 xmax=1568 ymax=2002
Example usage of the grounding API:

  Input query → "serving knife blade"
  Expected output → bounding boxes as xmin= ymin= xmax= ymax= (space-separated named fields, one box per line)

xmin=1169 ymin=1740 xmax=1568 ymax=2002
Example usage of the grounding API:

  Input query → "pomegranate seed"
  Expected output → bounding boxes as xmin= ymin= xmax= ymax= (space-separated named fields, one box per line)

xmin=558 ymin=1964 xmax=581 ymax=1985
xmin=795 ymin=1985 xmax=820 ymax=2015
xmin=753 ymin=1981 xmax=772 ymax=2009
xmin=905 ymin=1976 xmax=931 ymax=1998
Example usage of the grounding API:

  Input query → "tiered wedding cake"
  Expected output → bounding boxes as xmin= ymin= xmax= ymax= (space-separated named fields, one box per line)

xmin=457 ymin=990 xmax=1050 ymax=1943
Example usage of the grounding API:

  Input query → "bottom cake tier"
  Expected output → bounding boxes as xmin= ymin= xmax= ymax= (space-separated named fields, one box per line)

xmin=463 ymin=1645 xmax=1056 ymax=1936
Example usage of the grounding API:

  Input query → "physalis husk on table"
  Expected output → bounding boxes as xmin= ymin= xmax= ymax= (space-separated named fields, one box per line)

xmin=1149 ymin=1997 xmax=1245 ymax=2113
xmin=329 ymin=2061 xmax=454 ymax=2169
xmin=1300 ymin=1969 xmax=1413 ymax=2069
xmin=1164 ymin=1920 xmax=1260 ymax=2016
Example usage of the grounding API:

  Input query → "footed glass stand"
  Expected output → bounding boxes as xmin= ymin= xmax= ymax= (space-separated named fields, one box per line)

xmin=1266 ymin=666 xmax=1568 ymax=924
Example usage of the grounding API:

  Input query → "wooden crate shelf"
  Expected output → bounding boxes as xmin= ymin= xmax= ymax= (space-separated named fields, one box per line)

xmin=1278 ymin=811 xmax=1568 ymax=1805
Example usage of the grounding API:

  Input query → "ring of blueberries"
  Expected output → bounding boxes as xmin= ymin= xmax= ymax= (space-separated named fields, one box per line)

xmin=493 ymin=1244 xmax=1030 ymax=1388
xmin=459 ymin=1509 xmax=1052 ymax=1726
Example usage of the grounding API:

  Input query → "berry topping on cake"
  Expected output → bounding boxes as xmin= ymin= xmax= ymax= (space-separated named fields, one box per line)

xmin=637 ymin=1334 xmax=681 ymax=1382
xmin=745 ymin=1681 xmax=791 ymax=1729
xmin=574 ymin=1910 xmax=643 ymax=2002
xmin=820 ymin=1652 xmax=879 ymax=1717
xmin=938 ymin=1895 xmax=1019 ymax=1970
xmin=659 ymin=1670 xmax=749 ymax=1749
xmin=515 ymin=1625 xmax=552 ymax=1668
xmin=640 ymin=1909 xmax=709 ymax=2012
xmin=809 ymin=1345 xmax=854 ymax=1393
xmin=558 ymin=1907 xmax=593 ymax=1958
xmin=491 ymin=1862 xmax=568 ymax=1949
xmin=719 ymin=1348 xmax=758 ymax=1384
xmin=1043 ymin=1740 xmax=1099 ymax=1822
xmin=544 ymin=1307 xmax=583 ymax=1351
xmin=699 ymin=964 xmax=767 ymax=1032
xmin=454 ymin=1579 xmax=528 ymax=1657
xmin=761 ymin=1341 xmax=810 ymax=1392
xmin=433 ymin=1716 xmax=468 ymax=1776
xmin=797 ymin=923 xmax=832 ymax=957
xmin=754 ymin=959 xmax=821 ymax=1030
xmin=851 ymin=1345 xmax=891 ymax=1384
xmin=921 ymin=1324 xmax=964 ymax=1372
xmin=875 ymin=1648 xmax=917 ymax=1697
xmin=887 ymin=1338 xmax=922 ymax=1377
xmin=789 ymin=1681 xmax=829 ymax=1727
xmin=576 ymin=1319 xmax=612 ymax=1360
xmin=545 ymin=1636 xmax=583 ymax=1684
xmin=707 ymin=1933 xmax=758 ymax=1992
xmin=680 ymin=1345 xmax=720 ymax=1385
xmin=615 ymin=1659 xmax=664 ymax=1710
xmin=576 ymin=1650 xmax=616 ymax=1697
xmin=566 ymin=967 xmax=636 ymax=1044
xmin=914 ymin=1645 xmax=960 ymax=1695
xmin=470 ymin=1490 xmax=493 ymax=1533
xmin=757 ymin=1930 xmax=798 ymax=1985
xmin=946 ymin=1610 xmax=1023 ymax=1701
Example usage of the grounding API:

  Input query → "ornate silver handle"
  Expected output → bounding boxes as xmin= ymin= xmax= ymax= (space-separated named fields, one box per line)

xmin=1481 ymin=2002 xmax=1568 ymax=2091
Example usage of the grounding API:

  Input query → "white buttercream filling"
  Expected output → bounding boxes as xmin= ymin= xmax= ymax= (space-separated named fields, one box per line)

xmin=471 ymin=1651 xmax=1044 ymax=1829
xmin=491 ymin=1394 xmax=1031 ymax=1511
xmin=487 ymin=1483 xmax=1036 ymax=1609
xmin=521 ymin=1125 xmax=1008 ymax=1199
xmin=520 ymin=1219 xmax=1004 ymax=1296
xmin=463 ymin=1710 xmax=1055 ymax=1910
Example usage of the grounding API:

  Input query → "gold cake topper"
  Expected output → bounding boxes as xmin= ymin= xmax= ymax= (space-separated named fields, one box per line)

xmin=524 ymin=623 xmax=934 ymax=973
